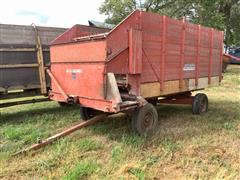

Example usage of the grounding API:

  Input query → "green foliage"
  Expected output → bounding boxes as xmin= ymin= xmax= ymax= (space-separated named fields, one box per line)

xmin=99 ymin=0 xmax=139 ymax=24
xmin=99 ymin=0 xmax=240 ymax=46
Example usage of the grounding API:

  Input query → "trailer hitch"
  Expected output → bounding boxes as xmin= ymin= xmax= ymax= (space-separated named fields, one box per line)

xmin=46 ymin=69 xmax=69 ymax=101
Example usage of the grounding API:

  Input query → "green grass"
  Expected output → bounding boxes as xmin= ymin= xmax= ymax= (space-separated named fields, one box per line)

xmin=63 ymin=160 xmax=100 ymax=180
xmin=0 ymin=65 xmax=240 ymax=179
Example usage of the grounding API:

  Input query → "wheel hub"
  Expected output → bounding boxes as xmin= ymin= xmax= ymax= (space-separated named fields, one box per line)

xmin=200 ymin=98 xmax=207 ymax=113
xmin=141 ymin=112 xmax=153 ymax=130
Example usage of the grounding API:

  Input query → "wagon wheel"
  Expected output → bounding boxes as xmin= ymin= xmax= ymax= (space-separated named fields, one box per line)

xmin=58 ymin=102 xmax=71 ymax=107
xmin=131 ymin=103 xmax=158 ymax=135
xmin=192 ymin=93 xmax=208 ymax=114
xmin=80 ymin=107 xmax=100 ymax=121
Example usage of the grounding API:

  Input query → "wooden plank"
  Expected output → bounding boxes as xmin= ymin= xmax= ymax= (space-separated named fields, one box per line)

xmin=140 ymin=80 xmax=188 ymax=98
xmin=0 ymin=84 xmax=42 ymax=93
xmin=34 ymin=25 xmax=47 ymax=94
xmin=0 ymin=63 xmax=39 ymax=69
xmin=0 ymin=98 xmax=49 ymax=108
xmin=140 ymin=76 xmax=220 ymax=98
xmin=0 ymin=48 xmax=49 ymax=52
xmin=189 ymin=76 xmax=219 ymax=90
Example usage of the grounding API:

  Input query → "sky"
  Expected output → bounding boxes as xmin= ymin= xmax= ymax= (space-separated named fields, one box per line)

xmin=0 ymin=0 xmax=107 ymax=28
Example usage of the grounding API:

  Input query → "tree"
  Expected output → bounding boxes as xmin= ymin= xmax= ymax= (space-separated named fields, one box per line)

xmin=99 ymin=0 xmax=140 ymax=24
xmin=99 ymin=0 xmax=240 ymax=46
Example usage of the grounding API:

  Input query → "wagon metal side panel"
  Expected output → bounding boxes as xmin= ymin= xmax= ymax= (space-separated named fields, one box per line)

xmin=105 ymin=10 xmax=223 ymax=98
xmin=139 ymin=12 xmax=223 ymax=97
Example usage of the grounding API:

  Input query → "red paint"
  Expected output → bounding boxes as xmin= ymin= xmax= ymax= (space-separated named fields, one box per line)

xmin=208 ymin=28 xmax=214 ymax=84
xmin=195 ymin=25 xmax=201 ymax=86
xmin=49 ymin=10 xmax=223 ymax=113
xmin=129 ymin=29 xmax=142 ymax=74
xmin=219 ymin=31 xmax=224 ymax=81
xmin=160 ymin=16 xmax=166 ymax=91
xmin=179 ymin=18 xmax=186 ymax=89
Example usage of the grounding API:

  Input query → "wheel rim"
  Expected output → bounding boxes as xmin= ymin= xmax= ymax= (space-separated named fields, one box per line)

xmin=141 ymin=112 xmax=154 ymax=131
xmin=199 ymin=97 xmax=207 ymax=113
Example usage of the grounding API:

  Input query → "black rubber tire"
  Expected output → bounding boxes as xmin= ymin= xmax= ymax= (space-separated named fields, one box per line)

xmin=58 ymin=102 xmax=71 ymax=107
xmin=192 ymin=93 xmax=208 ymax=114
xmin=80 ymin=107 xmax=99 ymax=121
xmin=131 ymin=103 xmax=158 ymax=135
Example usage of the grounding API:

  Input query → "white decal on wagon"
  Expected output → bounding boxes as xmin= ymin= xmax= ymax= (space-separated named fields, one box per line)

xmin=183 ymin=64 xmax=196 ymax=71
xmin=66 ymin=69 xmax=82 ymax=73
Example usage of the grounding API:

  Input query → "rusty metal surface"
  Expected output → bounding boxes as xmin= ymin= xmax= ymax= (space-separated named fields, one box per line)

xmin=0 ymin=97 xmax=49 ymax=108
xmin=13 ymin=114 xmax=107 ymax=156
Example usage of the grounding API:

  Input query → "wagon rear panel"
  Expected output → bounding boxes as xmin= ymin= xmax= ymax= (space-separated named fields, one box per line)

xmin=50 ymin=40 xmax=109 ymax=109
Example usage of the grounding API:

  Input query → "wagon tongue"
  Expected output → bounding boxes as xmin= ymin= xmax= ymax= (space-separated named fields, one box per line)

xmin=12 ymin=114 xmax=107 ymax=156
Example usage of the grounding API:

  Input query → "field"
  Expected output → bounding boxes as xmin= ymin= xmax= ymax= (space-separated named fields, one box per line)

xmin=0 ymin=65 xmax=239 ymax=179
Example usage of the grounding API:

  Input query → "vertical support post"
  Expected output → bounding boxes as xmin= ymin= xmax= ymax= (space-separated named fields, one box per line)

xmin=32 ymin=24 xmax=47 ymax=94
xmin=208 ymin=28 xmax=214 ymax=84
xmin=179 ymin=18 xmax=186 ymax=89
xmin=160 ymin=16 xmax=167 ymax=91
xmin=128 ymin=29 xmax=142 ymax=74
xmin=195 ymin=25 xmax=201 ymax=87
xmin=128 ymin=28 xmax=142 ymax=95
xmin=219 ymin=31 xmax=224 ymax=82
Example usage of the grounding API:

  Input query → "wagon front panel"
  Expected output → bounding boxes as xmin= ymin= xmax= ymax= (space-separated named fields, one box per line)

xmin=50 ymin=40 xmax=120 ymax=112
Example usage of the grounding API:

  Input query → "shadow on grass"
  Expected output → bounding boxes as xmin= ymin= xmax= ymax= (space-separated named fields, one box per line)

xmin=0 ymin=104 xmax=80 ymax=125
xmin=0 ymin=98 xmax=238 ymax=149
xmin=87 ymin=98 xmax=239 ymax=147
